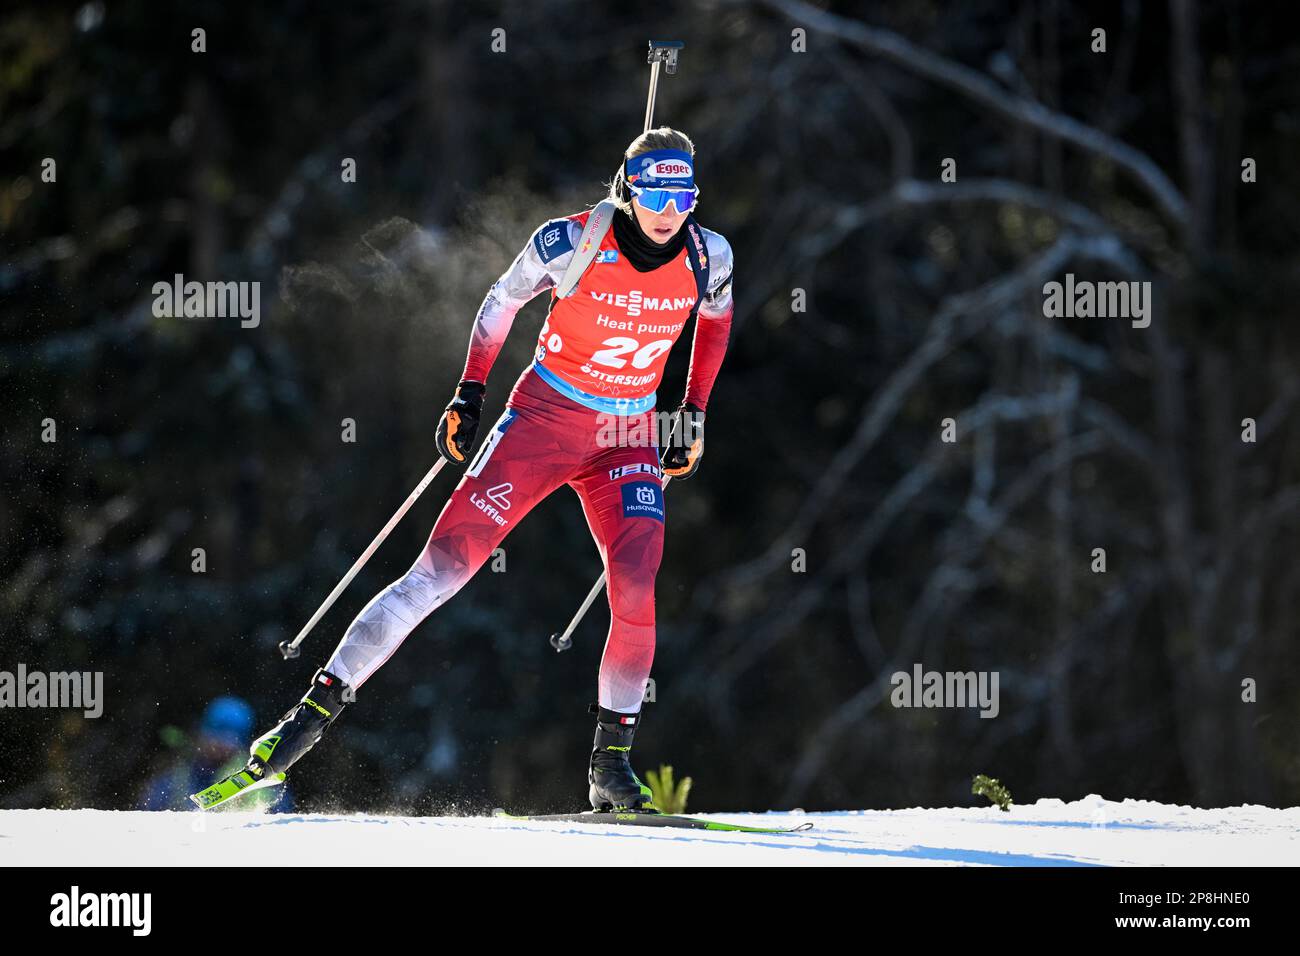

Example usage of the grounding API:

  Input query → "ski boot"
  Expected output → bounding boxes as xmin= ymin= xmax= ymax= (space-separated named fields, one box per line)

xmin=189 ymin=668 xmax=352 ymax=810
xmin=587 ymin=704 xmax=656 ymax=812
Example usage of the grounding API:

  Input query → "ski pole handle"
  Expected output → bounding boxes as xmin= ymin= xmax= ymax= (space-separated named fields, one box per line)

xmin=280 ymin=457 xmax=449 ymax=660
xmin=549 ymin=474 xmax=674 ymax=653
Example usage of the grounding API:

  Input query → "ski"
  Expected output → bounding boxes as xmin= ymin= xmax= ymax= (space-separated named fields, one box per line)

xmin=189 ymin=766 xmax=285 ymax=810
xmin=495 ymin=810 xmax=812 ymax=833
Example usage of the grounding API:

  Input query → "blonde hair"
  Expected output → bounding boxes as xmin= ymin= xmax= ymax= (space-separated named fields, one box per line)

xmin=604 ymin=127 xmax=696 ymax=214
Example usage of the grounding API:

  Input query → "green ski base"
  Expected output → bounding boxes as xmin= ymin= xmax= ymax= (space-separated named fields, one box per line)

xmin=189 ymin=767 xmax=286 ymax=810
xmin=495 ymin=810 xmax=813 ymax=833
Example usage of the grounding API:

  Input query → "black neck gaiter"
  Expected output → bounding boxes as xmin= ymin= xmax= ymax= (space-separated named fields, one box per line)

xmin=612 ymin=207 xmax=689 ymax=272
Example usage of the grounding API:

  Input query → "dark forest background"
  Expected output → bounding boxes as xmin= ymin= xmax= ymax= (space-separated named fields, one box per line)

xmin=2 ymin=0 xmax=1298 ymax=814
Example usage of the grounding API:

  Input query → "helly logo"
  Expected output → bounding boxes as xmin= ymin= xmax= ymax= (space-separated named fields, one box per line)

xmin=609 ymin=462 xmax=663 ymax=481
xmin=486 ymin=483 xmax=512 ymax=509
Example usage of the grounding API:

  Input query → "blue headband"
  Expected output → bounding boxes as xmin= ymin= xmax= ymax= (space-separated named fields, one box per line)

xmin=624 ymin=149 xmax=695 ymax=190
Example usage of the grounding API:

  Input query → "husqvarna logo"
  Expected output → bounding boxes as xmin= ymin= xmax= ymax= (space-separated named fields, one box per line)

xmin=620 ymin=480 xmax=664 ymax=523
xmin=542 ymin=227 xmax=562 ymax=248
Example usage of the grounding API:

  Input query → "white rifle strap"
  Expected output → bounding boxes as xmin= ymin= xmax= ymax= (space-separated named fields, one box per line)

xmin=556 ymin=200 xmax=617 ymax=299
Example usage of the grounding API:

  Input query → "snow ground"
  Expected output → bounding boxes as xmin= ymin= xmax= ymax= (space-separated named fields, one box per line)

xmin=3 ymin=796 xmax=1297 ymax=866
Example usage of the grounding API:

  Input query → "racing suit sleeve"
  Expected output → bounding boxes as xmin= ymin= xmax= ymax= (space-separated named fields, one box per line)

xmin=459 ymin=217 xmax=580 ymax=385
xmin=682 ymin=231 xmax=735 ymax=412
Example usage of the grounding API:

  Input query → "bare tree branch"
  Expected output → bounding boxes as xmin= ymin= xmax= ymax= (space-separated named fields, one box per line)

xmin=758 ymin=0 xmax=1191 ymax=228
xmin=710 ymin=232 xmax=1123 ymax=601
xmin=778 ymin=427 xmax=1107 ymax=803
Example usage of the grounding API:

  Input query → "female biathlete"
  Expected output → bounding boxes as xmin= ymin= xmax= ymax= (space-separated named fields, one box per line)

xmin=214 ymin=128 xmax=733 ymax=812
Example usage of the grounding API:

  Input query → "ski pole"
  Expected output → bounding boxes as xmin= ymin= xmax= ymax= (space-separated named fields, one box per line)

xmin=644 ymin=41 xmax=683 ymax=132
xmin=549 ymin=475 xmax=673 ymax=653
xmin=280 ymin=457 xmax=449 ymax=660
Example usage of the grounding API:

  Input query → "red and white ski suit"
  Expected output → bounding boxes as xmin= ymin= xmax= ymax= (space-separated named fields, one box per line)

xmin=325 ymin=210 xmax=734 ymax=712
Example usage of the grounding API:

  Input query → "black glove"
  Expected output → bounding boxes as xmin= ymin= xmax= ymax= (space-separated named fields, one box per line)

xmin=436 ymin=381 xmax=486 ymax=465
xmin=660 ymin=401 xmax=705 ymax=479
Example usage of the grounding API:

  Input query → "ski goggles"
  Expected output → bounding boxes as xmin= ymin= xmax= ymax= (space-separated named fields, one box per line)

xmin=628 ymin=182 xmax=700 ymax=214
